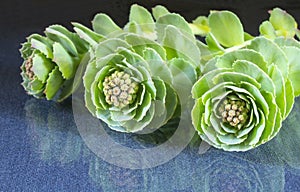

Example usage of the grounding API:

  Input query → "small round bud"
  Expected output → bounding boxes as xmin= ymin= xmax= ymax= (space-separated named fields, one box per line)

xmin=238 ymin=115 xmax=244 ymax=121
xmin=222 ymin=111 xmax=227 ymax=118
xmin=228 ymin=110 xmax=236 ymax=117
xmin=232 ymin=104 xmax=238 ymax=110
xmin=227 ymin=116 xmax=233 ymax=122
xmin=233 ymin=117 xmax=239 ymax=124
xmin=112 ymin=87 xmax=121 ymax=96
xmin=225 ymin=104 xmax=231 ymax=111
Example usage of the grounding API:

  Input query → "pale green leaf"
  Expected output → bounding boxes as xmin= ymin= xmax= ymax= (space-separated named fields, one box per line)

xmin=267 ymin=64 xmax=286 ymax=118
xmin=95 ymin=38 xmax=131 ymax=58
xmin=163 ymin=25 xmax=200 ymax=66
xmin=142 ymin=48 xmax=172 ymax=84
xmin=247 ymin=37 xmax=288 ymax=79
xmin=208 ymin=10 xmax=244 ymax=47
xmin=29 ymin=34 xmax=53 ymax=59
xmin=285 ymin=79 xmax=295 ymax=117
xmin=269 ymin=7 xmax=297 ymax=37
xmin=156 ymin=13 xmax=194 ymax=42
xmin=44 ymin=67 xmax=64 ymax=100
xmin=152 ymin=5 xmax=170 ymax=20
xmin=123 ymin=102 xmax=155 ymax=132
xmin=92 ymin=13 xmax=123 ymax=36
xmin=259 ymin=21 xmax=276 ymax=39
xmin=168 ymin=58 xmax=197 ymax=101
xmin=52 ymin=42 xmax=75 ymax=79
xmin=282 ymin=46 xmax=300 ymax=96
xmin=47 ymin=24 xmax=88 ymax=54
xmin=129 ymin=4 xmax=155 ymax=35
xmin=217 ymin=133 xmax=247 ymax=145
xmin=32 ymin=53 xmax=55 ymax=83
xmin=189 ymin=16 xmax=210 ymax=36
xmin=125 ymin=34 xmax=166 ymax=59
xmin=45 ymin=25 xmax=78 ymax=56
xmin=72 ymin=22 xmax=104 ymax=48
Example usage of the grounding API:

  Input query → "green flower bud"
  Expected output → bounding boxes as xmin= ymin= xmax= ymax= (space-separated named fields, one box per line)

xmin=20 ymin=25 xmax=88 ymax=101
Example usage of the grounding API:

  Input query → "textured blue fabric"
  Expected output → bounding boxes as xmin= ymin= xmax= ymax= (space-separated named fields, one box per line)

xmin=1 ymin=0 xmax=300 ymax=191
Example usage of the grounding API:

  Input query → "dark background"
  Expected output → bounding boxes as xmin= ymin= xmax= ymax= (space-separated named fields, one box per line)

xmin=1 ymin=0 xmax=300 ymax=191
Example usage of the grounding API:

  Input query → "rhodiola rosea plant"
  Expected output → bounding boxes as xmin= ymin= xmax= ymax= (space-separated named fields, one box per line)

xmin=191 ymin=8 xmax=300 ymax=151
xmin=19 ymin=4 xmax=300 ymax=152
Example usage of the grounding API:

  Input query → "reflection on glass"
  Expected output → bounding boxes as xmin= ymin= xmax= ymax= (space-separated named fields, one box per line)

xmin=24 ymin=97 xmax=300 ymax=191
xmin=25 ymin=99 xmax=86 ymax=164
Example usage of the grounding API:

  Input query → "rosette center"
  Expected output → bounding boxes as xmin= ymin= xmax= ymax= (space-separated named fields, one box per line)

xmin=24 ymin=57 xmax=34 ymax=80
xmin=218 ymin=95 xmax=250 ymax=129
xmin=103 ymin=71 xmax=139 ymax=109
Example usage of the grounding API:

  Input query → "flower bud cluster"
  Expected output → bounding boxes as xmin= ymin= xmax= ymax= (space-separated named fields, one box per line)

xmin=103 ymin=71 xmax=138 ymax=108
xmin=25 ymin=58 xmax=34 ymax=80
xmin=218 ymin=97 xmax=249 ymax=129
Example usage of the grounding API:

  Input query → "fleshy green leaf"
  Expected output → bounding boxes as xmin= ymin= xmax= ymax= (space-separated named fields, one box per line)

xmin=163 ymin=82 xmax=178 ymax=123
xmin=192 ymin=68 xmax=228 ymax=99
xmin=20 ymin=42 xmax=34 ymax=59
xmin=168 ymin=58 xmax=197 ymax=101
xmin=217 ymin=133 xmax=247 ymax=145
xmin=282 ymin=46 xmax=300 ymax=96
xmin=152 ymin=5 xmax=170 ymax=20
xmin=259 ymin=21 xmax=276 ymax=39
xmin=124 ymin=102 xmax=155 ymax=132
xmin=125 ymin=34 xmax=166 ymax=59
xmin=192 ymin=98 xmax=205 ymax=134
xmin=156 ymin=13 xmax=194 ymax=42
xmin=92 ymin=13 xmax=123 ymax=36
xmin=72 ymin=22 xmax=104 ymax=48
xmin=58 ymin=53 xmax=90 ymax=102
xmin=32 ymin=53 xmax=55 ymax=83
xmin=268 ymin=64 xmax=286 ymax=118
xmin=213 ymin=71 xmax=261 ymax=90
xmin=28 ymin=77 xmax=44 ymax=92
xmin=246 ymin=109 xmax=265 ymax=146
xmin=48 ymin=24 xmax=88 ymax=54
xmin=232 ymin=60 xmax=275 ymax=95
xmin=163 ymin=25 xmax=200 ymax=66
xmin=129 ymin=4 xmax=155 ymax=36
xmin=208 ymin=10 xmax=244 ymax=47
xmin=142 ymin=48 xmax=172 ymax=84
xmin=95 ymin=38 xmax=131 ymax=58
xmin=29 ymin=34 xmax=53 ymax=59
xmin=44 ymin=67 xmax=64 ymax=100
xmin=52 ymin=42 xmax=75 ymax=79
xmin=205 ymin=33 xmax=224 ymax=52
xmin=269 ymin=7 xmax=297 ymax=37
xmin=216 ymin=49 xmax=268 ymax=73
xmin=45 ymin=25 xmax=78 ymax=56
xmin=247 ymin=37 xmax=288 ymax=78
xmin=285 ymin=79 xmax=295 ymax=117
xmin=189 ymin=16 xmax=210 ymax=36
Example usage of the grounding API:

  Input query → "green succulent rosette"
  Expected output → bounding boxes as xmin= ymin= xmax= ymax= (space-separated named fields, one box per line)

xmin=83 ymin=36 xmax=194 ymax=133
xmin=76 ymin=4 xmax=198 ymax=132
xmin=191 ymin=34 xmax=300 ymax=151
xmin=20 ymin=25 xmax=88 ymax=101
